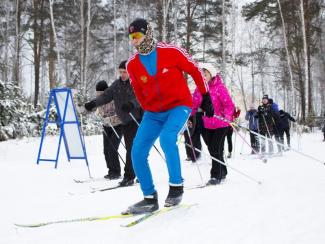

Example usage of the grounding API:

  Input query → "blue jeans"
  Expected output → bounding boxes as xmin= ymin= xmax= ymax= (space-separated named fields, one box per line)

xmin=131 ymin=106 xmax=191 ymax=196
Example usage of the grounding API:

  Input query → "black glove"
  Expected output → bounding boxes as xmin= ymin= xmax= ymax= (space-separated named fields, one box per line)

xmin=200 ymin=93 xmax=214 ymax=118
xmin=258 ymin=106 xmax=265 ymax=114
xmin=121 ymin=102 xmax=134 ymax=113
xmin=84 ymin=100 xmax=96 ymax=111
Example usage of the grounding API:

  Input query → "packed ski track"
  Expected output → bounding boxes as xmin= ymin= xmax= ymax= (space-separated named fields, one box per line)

xmin=1 ymin=131 xmax=325 ymax=244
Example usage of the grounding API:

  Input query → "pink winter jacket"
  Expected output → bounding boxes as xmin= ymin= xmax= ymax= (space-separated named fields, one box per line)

xmin=192 ymin=74 xmax=235 ymax=129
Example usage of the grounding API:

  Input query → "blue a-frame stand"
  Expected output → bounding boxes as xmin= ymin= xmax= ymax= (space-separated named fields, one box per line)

xmin=36 ymin=88 xmax=91 ymax=177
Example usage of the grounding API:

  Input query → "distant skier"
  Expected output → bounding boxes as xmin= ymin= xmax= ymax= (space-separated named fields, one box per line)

xmin=255 ymin=95 xmax=280 ymax=154
xmin=123 ymin=18 xmax=213 ymax=214
xmin=245 ymin=104 xmax=259 ymax=153
xmin=192 ymin=63 xmax=234 ymax=185
xmin=226 ymin=106 xmax=241 ymax=158
xmin=268 ymin=97 xmax=282 ymax=152
xmin=278 ymin=110 xmax=296 ymax=148
xmin=84 ymin=61 xmax=142 ymax=187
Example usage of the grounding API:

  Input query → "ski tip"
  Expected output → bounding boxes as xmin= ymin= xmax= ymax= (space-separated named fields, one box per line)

xmin=14 ymin=223 xmax=41 ymax=228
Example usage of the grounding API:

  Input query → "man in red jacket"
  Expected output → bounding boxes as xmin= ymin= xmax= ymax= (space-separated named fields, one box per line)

xmin=122 ymin=18 xmax=214 ymax=214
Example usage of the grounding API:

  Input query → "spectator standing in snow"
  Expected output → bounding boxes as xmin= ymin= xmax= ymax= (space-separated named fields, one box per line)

xmin=94 ymin=80 xmax=123 ymax=180
xmin=192 ymin=63 xmax=235 ymax=185
xmin=123 ymin=18 xmax=213 ymax=214
xmin=84 ymin=61 xmax=142 ymax=187
xmin=245 ymin=105 xmax=259 ymax=153
xmin=256 ymin=95 xmax=280 ymax=154
xmin=278 ymin=110 xmax=296 ymax=148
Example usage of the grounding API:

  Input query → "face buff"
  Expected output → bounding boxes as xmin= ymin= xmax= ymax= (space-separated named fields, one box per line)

xmin=135 ymin=24 xmax=157 ymax=55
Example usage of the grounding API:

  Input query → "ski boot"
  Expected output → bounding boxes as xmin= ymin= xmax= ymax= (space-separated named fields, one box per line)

xmin=164 ymin=185 xmax=184 ymax=207
xmin=122 ymin=192 xmax=159 ymax=215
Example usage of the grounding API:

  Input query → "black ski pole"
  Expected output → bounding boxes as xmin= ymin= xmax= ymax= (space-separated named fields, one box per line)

xmin=102 ymin=126 xmax=126 ymax=165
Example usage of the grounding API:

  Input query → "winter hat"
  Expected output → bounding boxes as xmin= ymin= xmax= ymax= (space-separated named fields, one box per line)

xmin=119 ymin=60 xmax=127 ymax=69
xmin=129 ymin=18 xmax=148 ymax=35
xmin=129 ymin=19 xmax=156 ymax=55
xmin=262 ymin=94 xmax=269 ymax=100
xmin=96 ymin=80 xmax=108 ymax=91
xmin=199 ymin=63 xmax=217 ymax=78
xmin=268 ymin=98 xmax=273 ymax=104
xmin=279 ymin=110 xmax=284 ymax=115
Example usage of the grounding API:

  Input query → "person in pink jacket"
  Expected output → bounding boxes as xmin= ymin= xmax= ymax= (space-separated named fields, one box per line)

xmin=191 ymin=63 xmax=235 ymax=185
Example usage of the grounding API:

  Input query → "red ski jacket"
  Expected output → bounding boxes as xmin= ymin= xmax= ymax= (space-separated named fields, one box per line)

xmin=126 ymin=42 xmax=208 ymax=112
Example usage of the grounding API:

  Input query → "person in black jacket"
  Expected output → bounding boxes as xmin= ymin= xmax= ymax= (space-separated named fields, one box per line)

xmin=95 ymin=80 xmax=123 ymax=180
xmin=245 ymin=105 xmax=259 ymax=153
xmin=84 ymin=61 xmax=143 ymax=186
xmin=255 ymin=95 xmax=280 ymax=154
xmin=278 ymin=110 xmax=296 ymax=148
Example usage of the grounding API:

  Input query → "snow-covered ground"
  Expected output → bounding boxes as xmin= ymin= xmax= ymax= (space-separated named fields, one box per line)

xmin=1 ymin=131 xmax=325 ymax=244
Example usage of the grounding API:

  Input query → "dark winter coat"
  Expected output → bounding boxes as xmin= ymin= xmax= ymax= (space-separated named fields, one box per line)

xmin=255 ymin=104 xmax=279 ymax=134
xmin=279 ymin=112 xmax=296 ymax=130
xmin=245 ymin=109 xmax=258 ymax=131
xmin=95 ymin=78 xmax=142 ymax=125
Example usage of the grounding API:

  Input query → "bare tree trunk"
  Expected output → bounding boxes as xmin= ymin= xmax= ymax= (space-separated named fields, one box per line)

xmin=13 ymin=0 xmax=22 ymax=86
xmin=33 ymin=0 xmax=45 ymax=108
xmin=3 ymin=5 xmax=10 ymax=83
xmin=203 ymin=0 xmax=207 ymax=61
xmin=276 ymin=0 xmax=295 ymax=113
xmin=162 ymin=0 xmax=172 ymax=42
xmin=300 ymin=0 xmax=311 ymax=119
xmin=185 ymin=0 xmax=199 ymax=52
xmin=49 ymin=0 xmax=61 ymax=86
xmin=113 ymin=0 xmax=117 ymax=76
xmin=221 ymin=0 xmax=226 ymax=78
xmin=48 ymin=28 xmax=56 ymax=89
xmin=85 ymin=0 xmax=91 ymax=94
xmin=80 ymin=0 xmax=85 ymax=92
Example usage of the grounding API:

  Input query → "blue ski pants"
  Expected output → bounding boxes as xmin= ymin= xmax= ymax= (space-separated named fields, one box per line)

xmin=131 ymin=106 xmax=191 ymax=196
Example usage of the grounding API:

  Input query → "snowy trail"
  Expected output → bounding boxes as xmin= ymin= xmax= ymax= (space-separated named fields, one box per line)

xmin=0 ymin=132 xmax=325 ymax=244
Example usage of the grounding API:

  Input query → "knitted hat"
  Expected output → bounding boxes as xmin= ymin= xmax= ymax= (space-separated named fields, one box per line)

xmin=199 ymin=63 xmax=217 ymax=78
xmin=129 ymin=18 xmax=148 ymax=35
xmin=119 ymin=60 xmax=127 ymax=69
xmin=96 ymin=80 xmax=108 ymax=91
xmin=262 ymin=94 xmax=269 ymax=100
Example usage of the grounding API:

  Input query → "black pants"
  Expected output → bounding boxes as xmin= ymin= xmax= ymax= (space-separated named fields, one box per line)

xmin=202 ymin=126 xmax=228 ymax=180
xmin=249 ymin=130 xmax=259 ymax=152
xmin=103 ymin=121 xmax=138 ymax=180
xmin=184 ymin=112 xmax=203 ymax=161
xmin=279 ymin=127 xmax=291 ymax=147
xmin=226 ymin=128 xmax=233 ymax=153
xmin=103 ymin=125 xmax=123 ymax=176
xmin=121 ymin=121 xmax=138 ymax=180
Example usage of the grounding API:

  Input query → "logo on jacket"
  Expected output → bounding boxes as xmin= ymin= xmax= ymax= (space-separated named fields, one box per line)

xmin=140 ymin=75 xmax=148 ymax=83
xmin=162 ymin=68 xmax=169 ymax=74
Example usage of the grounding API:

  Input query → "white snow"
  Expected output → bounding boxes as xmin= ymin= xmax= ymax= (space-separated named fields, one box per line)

xmin=1 ymin=131 xmax=325 ymax=244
